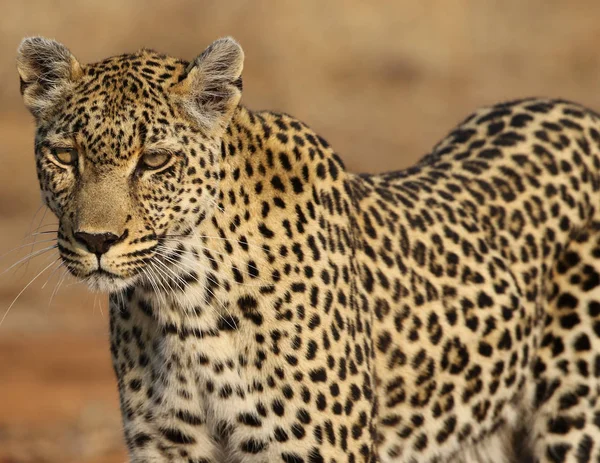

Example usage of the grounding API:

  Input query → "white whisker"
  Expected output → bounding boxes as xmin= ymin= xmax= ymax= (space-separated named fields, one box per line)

xmin=153 ymin=249 xmax=238 ymax=329
xmin=165 ymin=233 xmax=268 ymax=253
xmin=140 ymin=266 xmax=166 ymax=307
xmin=27 ymin=222 xmax=58 ymax=234
xmin=0 ymin=258 xmax=59 ymax=328
xmin=157 ymin=244 xmax=269 ymax=289
xmin=24 ymin=203 xmax=45 ymax=238
xmin=17 ymin=204 xmax=49 ymax=279
xmin=40 ymin=255 xmax=63 ymax=289
xmin=117 ymin=289 xmax=126 ymax=317
xmin=28 ymin=231 xmax=59 ymax=237
xmin=48 ymin=266 xmax=71 ymax=310
xmin=0 ymin=238 xmax=57 ymax=263
xmin=1 ymin=244 xmax=58 ymax=276
xmin=149 ymin=259 xmax=201 ymax=328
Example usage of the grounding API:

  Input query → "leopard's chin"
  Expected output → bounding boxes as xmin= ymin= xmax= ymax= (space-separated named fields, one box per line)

xmin=84 ymin=269 xmax=137 ymax=294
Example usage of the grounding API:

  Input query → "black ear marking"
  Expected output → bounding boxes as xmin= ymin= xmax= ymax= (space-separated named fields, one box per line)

xmin=19 ymin=76 xmax=29 ymax=95
xmin=184 ymin=60 xmax=196 ymax=77
xmin=233 ymin=76 xmax=243 ymax=92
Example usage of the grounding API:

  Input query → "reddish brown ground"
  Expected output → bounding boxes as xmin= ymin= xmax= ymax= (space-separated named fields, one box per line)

xmin=2 ymin=1 xmax=600 ymax=461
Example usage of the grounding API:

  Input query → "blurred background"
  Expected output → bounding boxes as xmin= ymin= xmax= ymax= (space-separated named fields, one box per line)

xmin=2 ymin=1 xmax=600 ymax=461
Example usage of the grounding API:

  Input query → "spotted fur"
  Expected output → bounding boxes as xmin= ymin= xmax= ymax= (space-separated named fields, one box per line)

xmin=16 ymin=37 xmax=600 ymax=463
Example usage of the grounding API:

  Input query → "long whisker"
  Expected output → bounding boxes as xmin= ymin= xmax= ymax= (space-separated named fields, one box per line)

xmin=27 ymin=222 xmax=58 ymax=234
xmin=28 ymin=231 xmax=59 ymax=237
xmin=26 ymin=252 xmax=62 ymax=299
xmin=0 ymin=238 xmax=57 ymax=263
xmin=46 ymin=263 xmax=67 ymax=310
xmin=116 ymin=289 xmax=125 ymax=317
xmin=155 ymin=247 xmax=233 ymax=297
xmin=48 ymin=265 xmax=71 ymax=310
xmin=156 ymin=256 xmax=219 ymax=321
xmin=149 ymin=259 xmax=201 ymax=328
xmin=153 ymin=249 xmax=238 ymax=330
xmin=40 ymin=254 xmax=63 ymax=289
xmin=150 ymin=259 xmax=184 ymax=296
xmin=1 ymin=244 xmax=58 ymax=276
xmin=95 ymin=293 xmax=105 ymax=317
xmin=140 ymin=266 xmax=166 ymax=307
xmin=152 ymin=258 xmax=188 ymax=293
xmin=158 ymin=245 xmax=270 ymax=289
xmin=148 ymin=264 xmax=172 ymax=308
xmin=158 ymin=243 xmax=269 ymax=287
xmin=24 ymin=203 xmax=45 ymax=239
xmin=166 ymin=223 xmax=279 ymax=279
xmin=163 ymin=233 xmax=269 ymax=253
xmin=0 ymin=258 xmax=60 ymax=328
xmin=19 ymin=202 xmax=45 ymax=256
xmin=20 ymin=206 xmax=50 ymax=277
xmin=207 ymin=195 xmax=224 ymax=213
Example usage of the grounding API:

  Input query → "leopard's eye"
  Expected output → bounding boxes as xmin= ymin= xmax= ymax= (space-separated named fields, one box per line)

xmin=140 ymin=151 xmax=172 ymax=171
xmin=50 ymin=148 xmax=78 ymax=166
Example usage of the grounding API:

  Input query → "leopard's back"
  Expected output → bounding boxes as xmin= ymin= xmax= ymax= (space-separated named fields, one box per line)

xmin=355 ymin=98 xmax=600 ymax=461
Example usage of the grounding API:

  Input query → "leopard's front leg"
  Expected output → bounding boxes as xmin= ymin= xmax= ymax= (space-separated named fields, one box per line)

xmin=109 ymin=294 xmax=221 ymax=463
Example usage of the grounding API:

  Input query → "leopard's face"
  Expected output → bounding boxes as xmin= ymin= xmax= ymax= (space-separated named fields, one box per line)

xmin=18 ymin=38 xmax=244 ymax=292
xmin=35 ymin=75 xmax=220 ymax=292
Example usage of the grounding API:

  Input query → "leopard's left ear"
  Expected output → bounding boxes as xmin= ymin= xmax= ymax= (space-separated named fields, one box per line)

xmin=172 ymin=37 xmax=244 ymax=134
xmin=16 ymin=37 xmax=82 ymax=121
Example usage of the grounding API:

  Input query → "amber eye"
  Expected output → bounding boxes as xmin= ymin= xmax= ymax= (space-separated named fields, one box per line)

xmin=140 ymin=151 xmax=172 ymax=170
xmin=50 ymin=147 xmax=78 ymax=166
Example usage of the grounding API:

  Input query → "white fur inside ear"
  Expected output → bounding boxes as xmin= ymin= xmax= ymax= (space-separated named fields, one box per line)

xmin=195 ymin=37 xmax=244 ymax=83
xmin=173 ymin=37 xmax=244 ymax=132
xmin=16 ymin=37 xmax=81 ymax=119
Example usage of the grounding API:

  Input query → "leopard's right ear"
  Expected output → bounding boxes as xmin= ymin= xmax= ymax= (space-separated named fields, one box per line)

xmin=16 ymin=37 xmax=82 ymax=121
xmin=171 ymin=37 xmax=244 ymax=134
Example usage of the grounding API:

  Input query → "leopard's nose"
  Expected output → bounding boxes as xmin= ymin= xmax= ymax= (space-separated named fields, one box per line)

xmin=74 ymin=231 xmax=123 ymax=256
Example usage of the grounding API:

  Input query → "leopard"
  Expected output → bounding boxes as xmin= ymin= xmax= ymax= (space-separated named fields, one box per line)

xmin=15 ymin=35 xmax=600 ymax=463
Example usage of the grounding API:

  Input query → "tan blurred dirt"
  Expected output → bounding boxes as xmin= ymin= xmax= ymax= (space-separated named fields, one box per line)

xmin=2 ymin=1 xmax=600 ymax=461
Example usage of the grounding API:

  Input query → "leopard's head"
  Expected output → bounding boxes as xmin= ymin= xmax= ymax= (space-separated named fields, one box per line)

xmin=16 ymin=37 xmax=244 ymax=292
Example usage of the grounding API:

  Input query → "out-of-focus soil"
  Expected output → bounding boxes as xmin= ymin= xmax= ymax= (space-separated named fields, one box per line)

xmin=2 ymin=1 xmax=600 ymax=461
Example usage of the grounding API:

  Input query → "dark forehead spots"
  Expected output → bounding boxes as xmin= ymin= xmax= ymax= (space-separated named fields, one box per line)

xmin=57 ymin=53 xmax=191 ymax=162
xmin=80 ymin=51 xmax=187 ymax=104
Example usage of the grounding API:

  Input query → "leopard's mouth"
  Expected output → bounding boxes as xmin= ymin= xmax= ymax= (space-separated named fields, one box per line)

xmin=58 ymin=234 xmax=156 ymax=293
xmin=60 ymin=254 xmax=140 ymax=293
xmin=83 ymin=267 xmax=138 ymax=293
xmin=93 ymin=267 xmax=121 ymax=279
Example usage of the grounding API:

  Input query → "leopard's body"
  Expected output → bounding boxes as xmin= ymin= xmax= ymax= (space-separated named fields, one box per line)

xmin=16 ymin=37 xmax=600 ymax=463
